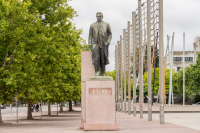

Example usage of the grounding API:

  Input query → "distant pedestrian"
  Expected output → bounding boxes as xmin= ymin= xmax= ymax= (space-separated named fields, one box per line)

xmin=31 ymin=104 xmax=34 ymax=112
xmin=40 ymin=103 xmax=42 ymax=110
xmin=35 ymin=103 xmax=39 ymax=112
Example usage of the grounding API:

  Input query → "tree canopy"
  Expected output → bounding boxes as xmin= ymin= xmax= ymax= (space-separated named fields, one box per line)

xmin=105 ymin=70 xmax=115 ymax=80
xmin=0 ymin=0 xmax=84 ymax=121
xmin=173 ymin=53 xmax=200 ymax=101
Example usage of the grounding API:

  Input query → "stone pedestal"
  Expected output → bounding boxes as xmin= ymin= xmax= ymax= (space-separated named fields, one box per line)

xmin=84 ymin=78 xmax=117 ymax=131
xmin=80 ymin=51 xmax=117 ymax=131
xmin=89 ymin=76 xmax=113 ymax=81
xmin=80 ymin=51 xmax=95 ymax=129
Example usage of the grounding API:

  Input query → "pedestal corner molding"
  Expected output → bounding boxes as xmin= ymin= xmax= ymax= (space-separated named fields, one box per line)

xmin=89 ymin=76 xmax=113 ymax=81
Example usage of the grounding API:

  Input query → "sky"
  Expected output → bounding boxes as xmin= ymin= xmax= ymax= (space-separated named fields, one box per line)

xmin=69 ymin=0 xmax=200 ymax=71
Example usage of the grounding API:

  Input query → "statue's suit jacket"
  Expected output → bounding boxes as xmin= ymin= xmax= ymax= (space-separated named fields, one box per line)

xmin=88 ymin=21 xmax=112 ymax=65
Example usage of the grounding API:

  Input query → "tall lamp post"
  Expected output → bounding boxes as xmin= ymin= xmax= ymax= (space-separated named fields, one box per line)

xmin=57 ymin=103 xmax=58 ymax=116
xmin=41 ymin=99 xmax=42 ymax=119
xmin=15 ymin=89 xmax=18 ymax=123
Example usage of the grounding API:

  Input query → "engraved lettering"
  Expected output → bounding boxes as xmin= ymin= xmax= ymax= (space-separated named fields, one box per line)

xmin=89 ymin=88 xmax=112 ymax=95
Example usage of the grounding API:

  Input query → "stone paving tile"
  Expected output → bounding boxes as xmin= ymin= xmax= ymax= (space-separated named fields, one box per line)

xmin=0 ymin=107 xmax=200 ymax=133
xmin=115 ymin=112 xmax=200 ymax=133
xmin=143 ymin=113 xmax=200 ymax=131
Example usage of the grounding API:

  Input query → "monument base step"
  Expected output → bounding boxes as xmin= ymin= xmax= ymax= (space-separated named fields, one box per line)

xmin=89 ymin=76 xmax=113 ymax=81
xmin=84 ymin=123 xmax=117 ymax=131
xmin=79 ymin=121 xmax=85 ymax=129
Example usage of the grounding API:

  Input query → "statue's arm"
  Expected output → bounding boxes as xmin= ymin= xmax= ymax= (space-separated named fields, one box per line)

xmin=107 ymin=24 xmax=112 ymax=44
xmin=88 ymin=25 xmax=93 ymax=50
xmin=88 ymin=25 xmax=93 ymax=45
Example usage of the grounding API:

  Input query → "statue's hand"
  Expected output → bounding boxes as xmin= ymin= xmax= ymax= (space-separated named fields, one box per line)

xmin=89 ymin=45 xmax=93 ymax=51
xmin=105 ymin=42 xmax=110 ymax=46
xmin=88 ymin=43 xmax=92 ymax=51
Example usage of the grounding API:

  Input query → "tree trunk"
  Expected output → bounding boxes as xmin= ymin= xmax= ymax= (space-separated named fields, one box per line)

xmin=27 ymin=99 xmax=33 ymax=119
xmin=69 ymin=100 xmax=73 ymax=111
xmin=59 ymin=103 xmax=63 ymax=112
xmin=0 ymin=103 xmax=3 ymax=123
xmin=48 ymin=102 xmax=51 ymax=115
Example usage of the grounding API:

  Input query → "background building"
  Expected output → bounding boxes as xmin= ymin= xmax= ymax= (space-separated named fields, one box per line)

xmin=166 ymin=35 xmax=200 ymax=72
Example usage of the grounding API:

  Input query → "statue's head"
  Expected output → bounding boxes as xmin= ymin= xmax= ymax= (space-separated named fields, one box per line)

xmin=96 ymin=12 xmax=103 ymax=22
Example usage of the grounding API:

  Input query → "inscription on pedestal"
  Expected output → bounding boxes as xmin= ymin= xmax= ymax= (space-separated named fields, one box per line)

xmin=89 ymin=88 xmax=112 ymax=95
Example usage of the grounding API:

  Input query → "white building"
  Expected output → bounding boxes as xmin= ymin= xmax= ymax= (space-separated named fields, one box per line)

xmin=194 ymin=35 xmax=200 ymax=51
xmin=166 ymin=35 xmax=200 ymax=72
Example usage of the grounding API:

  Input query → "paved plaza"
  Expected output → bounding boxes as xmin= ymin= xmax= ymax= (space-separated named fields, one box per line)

xmin=0 ymin=105 xmax=200 ymax=133
xmin=124 ymin=103 xmax=200 ymax=113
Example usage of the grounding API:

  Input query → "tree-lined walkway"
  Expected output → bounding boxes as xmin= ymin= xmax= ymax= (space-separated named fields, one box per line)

xmin=0 ymin=106 xmax=200 ymax=133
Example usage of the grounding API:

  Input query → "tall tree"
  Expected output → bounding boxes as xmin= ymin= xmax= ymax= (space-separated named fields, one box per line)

xmin=0 ymin=0 xmax=42 ymax=122
xmin=173 ymin=53 xmax=200 ymax=103
xmin=0 ymin=0 xmax=84 ymax=121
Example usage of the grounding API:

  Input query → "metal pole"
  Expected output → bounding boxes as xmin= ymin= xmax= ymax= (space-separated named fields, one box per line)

xmin=172 ymin=33 xmax=175 ymax=106
xmin=167 ymin=36 xmax=170 ymax=61
xmin=57 ymin=103 xmax=58 ymax=115
xmin=159 ymin=0 xmax=164 ymax=124
xmin=115 ymin=45 xmax=117 ymax=111
xmin=117 ymin=41 xmax=120 ymax=112
xmin=123 ymin=29 xmax=127 ymax=114
xmin=172 ymin=89 xmax=174 ymax=105
xmin=151 ymin=0 xmax=156 ymax=106
xmin=169 ymin=33 xmax=174 ymax=106
xmin=132 ymin=12 xmax=136 ymax=116
xmin=115 ymin=45 xmax=117 ymax=101
xmin=127 ymin=21 xmax=131 ymax=115
xmin=165 ymin=35 xmax=170 ymax=63
xmin=16 ymin=89 xmax=18 ymax=123
xmin=164 ymin=49 xmax=166 ymax=106
xmin=157 ymin=88 xmax=160 ymax=104
xmin=41 ymin=99 xmax=42 ymax=119
xmin=147 ymin=0 xmax=152 ymax=121
xmin=116 ymin=44 xmax=118 ymax=105
xmin=152 ymin=34 xmax=158 ymax=105
xmin=11 ymin=104 xmax=12 ymax=115
xmin=183 ymin=33 xmax=185 ymax=106
xmin=166 ymin=35 xmax=170 ymax=104
xmin=116 ymin=43 xmax=119 ymax=111
xmin=169 ymin=35 xmax=172 ymax=106
xmin=120 ymin=36 xmax=123 ymax=113
xmin=138 ymin=0 xmax=143 ymax=119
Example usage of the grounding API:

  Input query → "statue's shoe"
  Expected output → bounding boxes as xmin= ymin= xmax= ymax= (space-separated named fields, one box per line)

xmin=95 ymin=71 xmax=100 ymax=76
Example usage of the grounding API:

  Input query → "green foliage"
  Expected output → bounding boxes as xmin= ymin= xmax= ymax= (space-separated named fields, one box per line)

xmin=105 ymin=70 xmax=115 ymax=80
xmin=194 ymin=95 xmax=200 ymax=103
xmin=136 ymin=83 xmax=148 ymax=97
xmin=115 ymin=54 xmax=200 ymax=101
xmin=81 ymin=43 xmax=90 ymax=51
xmin=142 ymin=68 xmax=176 ymax=96
xmin=0 ymin=0 xmax=83 ymax=116
xmin=173 ymin=53 xmax=200 ymax=100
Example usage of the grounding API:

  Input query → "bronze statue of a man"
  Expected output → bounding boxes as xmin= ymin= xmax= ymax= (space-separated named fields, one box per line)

xmin=88 ymin=12 xmax=112 ymax=76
